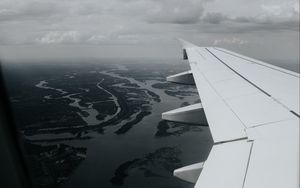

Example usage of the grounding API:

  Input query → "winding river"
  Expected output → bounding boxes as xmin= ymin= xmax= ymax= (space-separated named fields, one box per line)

xmin=35 ymin=78 xmax=121 ymax=127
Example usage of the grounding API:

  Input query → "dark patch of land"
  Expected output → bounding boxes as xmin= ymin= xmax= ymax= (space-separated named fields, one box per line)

xmin=146 ymin=90 xmax=161 ymax=102
xmin=152 ymin=82 xmax=198 ymax=99
xmin=115 ymin=111 xmax=151 ymax=135
xmin=24 ymin=142 xmax=87 ymax=188
xmin=155 ymin=120 xmax=203 ymax=137
xmin=180 ymin=101 xmax=190 ymax=107
xmin=110 ymin=159 xmax=140 ymax=185
xmin=110 ymin=147 xmax=182 ymax=186
xmin=123 ymin=83 xmax=140 ymax=88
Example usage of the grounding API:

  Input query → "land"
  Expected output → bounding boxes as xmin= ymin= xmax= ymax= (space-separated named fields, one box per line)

xmin=110 ymin=147 xmax=182 ymax=186
xmin=3 ymin=60 xmax=204 ymax=188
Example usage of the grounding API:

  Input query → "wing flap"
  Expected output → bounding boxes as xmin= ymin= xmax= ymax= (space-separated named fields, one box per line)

xmin=195 ymin=140 xmax=253 ymax=188
xmin=244 ymin=119 xmax=299 ymax=188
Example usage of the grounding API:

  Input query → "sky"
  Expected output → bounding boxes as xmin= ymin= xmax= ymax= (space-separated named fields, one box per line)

xmin=0 ymin=0 xmax=299 ymax=63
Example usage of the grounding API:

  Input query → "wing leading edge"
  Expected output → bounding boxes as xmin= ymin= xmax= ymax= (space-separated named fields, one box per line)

xmin=164 ymin=39 xmax=299 ymax=188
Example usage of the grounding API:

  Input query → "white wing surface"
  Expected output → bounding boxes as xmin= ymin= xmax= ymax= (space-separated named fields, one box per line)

xmin=167 ymin=39 xmax=299 ymax=188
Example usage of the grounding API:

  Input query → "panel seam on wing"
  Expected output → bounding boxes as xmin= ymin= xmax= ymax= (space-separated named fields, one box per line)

xmin=206 ymin=48 xmax=299 ymax=118
xmin=198 ymin=68 xmax=248 ymax=129
xmin=245 ymin=117 xmax=298 ymax=129
xmin=242 ymin=141 xmax=254 ymax=188
xmin=213 ymin=48 xmax=300 ymax=78
xmin=214 ymin=137 xmax=248 ymax=145
xmin=206 ymin=48 xmax=272 ymax=97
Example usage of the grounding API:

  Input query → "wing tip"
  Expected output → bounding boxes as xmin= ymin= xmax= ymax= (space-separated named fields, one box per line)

xmin=176 ymin=38 xmax=197 ymax=48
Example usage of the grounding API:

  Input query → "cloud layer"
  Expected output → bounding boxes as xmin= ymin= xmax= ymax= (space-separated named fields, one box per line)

xmin=0 ymin=0 xmax=299 ymax=61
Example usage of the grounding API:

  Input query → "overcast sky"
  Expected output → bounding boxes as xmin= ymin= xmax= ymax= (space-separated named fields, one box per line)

xmin=0 ymin=0 xmax=299 ymax=63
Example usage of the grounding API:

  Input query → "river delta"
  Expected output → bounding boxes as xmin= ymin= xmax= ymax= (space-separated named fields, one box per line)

xmin=4 ymin=59 xmax=213 ymax=188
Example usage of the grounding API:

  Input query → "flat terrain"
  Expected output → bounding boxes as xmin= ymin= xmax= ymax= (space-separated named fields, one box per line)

xmin=3 ymin=59 xmax=213 ymax=188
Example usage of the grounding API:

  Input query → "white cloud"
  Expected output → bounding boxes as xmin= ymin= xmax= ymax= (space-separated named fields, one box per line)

xmin=213 ymin=37 xmax=248 ymax=45
xmin=36 ymin=31 xmax=81 ymax=44
xmin=87 ymin=34 xmax=108 ymax=44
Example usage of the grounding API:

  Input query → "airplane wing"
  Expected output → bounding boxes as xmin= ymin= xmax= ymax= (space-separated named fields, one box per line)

xmin=163 ymin=39 xmax=299 ymax=188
